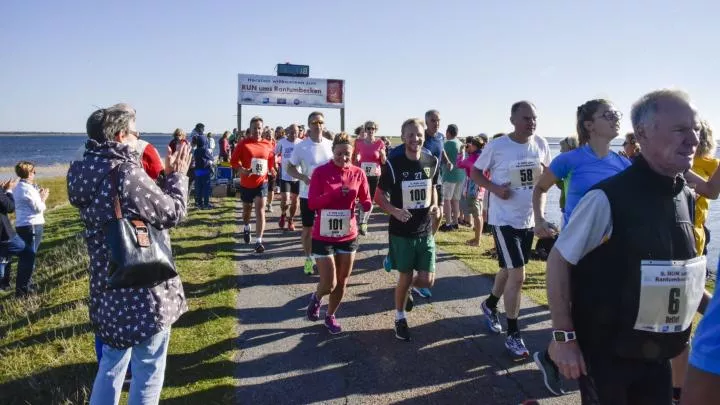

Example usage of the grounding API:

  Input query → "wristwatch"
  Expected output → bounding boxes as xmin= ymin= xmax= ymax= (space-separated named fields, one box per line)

xmin=552 ymin=330 xmax=577 ymax=342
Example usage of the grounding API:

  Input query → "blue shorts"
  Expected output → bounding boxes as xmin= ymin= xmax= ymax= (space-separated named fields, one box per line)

xmin=239 ymin=183 xmax=268 ymax=204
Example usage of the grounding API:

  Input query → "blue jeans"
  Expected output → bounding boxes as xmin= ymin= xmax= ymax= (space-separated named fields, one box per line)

xmin=195 ymin=173 xmax=211 ymax=207
xmin=0 ymin=233 xmax=26 ymax=283
xmin=16 ymin=224 xmax=43 ymax=295
xmin=90 ymin=328 xmax=171 ymax=405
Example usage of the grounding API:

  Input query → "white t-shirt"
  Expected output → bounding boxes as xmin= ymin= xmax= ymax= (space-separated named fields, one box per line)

xmin=288 ymin=137 xmax=333 ymax=199
xmin=473 ymin=134 xmax=552 ymax=229
xmin=275 ymin=138 xmax=301 ymax=182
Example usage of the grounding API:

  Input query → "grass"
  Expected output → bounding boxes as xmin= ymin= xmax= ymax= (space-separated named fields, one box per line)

xmin=0 ymin=178 xmax=239 ymax=405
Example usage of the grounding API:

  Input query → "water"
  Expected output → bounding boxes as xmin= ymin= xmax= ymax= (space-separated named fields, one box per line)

xmin=1 ymin=134 xmax=718 ymax=270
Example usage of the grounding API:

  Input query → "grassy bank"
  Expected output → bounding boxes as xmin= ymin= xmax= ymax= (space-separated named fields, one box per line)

xmin=0 ymin=178 xmax=239 ymax=404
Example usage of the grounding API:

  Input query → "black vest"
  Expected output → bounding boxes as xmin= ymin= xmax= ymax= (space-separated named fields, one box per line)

xmin=571 ymin=155 xmax=696 ymax=360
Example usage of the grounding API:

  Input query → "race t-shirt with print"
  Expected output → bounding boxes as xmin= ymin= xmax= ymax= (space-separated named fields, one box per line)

xmin=378 ymin=152 xmax=439 ymax=238
xmin=275 ymin=137 xmax=301 ymax=182
xmin=355 ymin=138 xmax=385 ymax=177
xmin=288 ymin=136 xmax=333 ymax=199
xmin=473 ymin=134 xmax=552 ymax=229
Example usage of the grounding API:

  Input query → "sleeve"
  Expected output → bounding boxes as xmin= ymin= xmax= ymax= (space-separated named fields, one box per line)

xmin=690 ymin=292 xmax=720 ymax=375
xmin=268 ymin=147 xmax=276 ymax=174
xmin=553 ymin=189 xmax=613 ymax=265
xmin=119 ymin=164 xmax=188 ymax=230
xmin=306 ymin=167 xmax=340 ymax=210
xmin=357 ymin=171 xmax=372 ymax=212
xmin=25 ymin=187 xmax=46 ymax=213
xmin=378 ymin=161 xmax=394 ymax=192
xmin=142 ymin=145 xmax=164 ymax=180
xmin=474 ymin=143 xmax=493 ymax=171
xmin=274 ymin=142 xmax=282 ymax=155
xmin=542 ymin=140 xmax=553 ymax=166
xmin=0 ymin=191 xmax=14 ymax=214
xmin=432 ymin=157 xmax=440 ymax=185
xmin=230 ymin=144 xmax=243 ymax=170
xmin=549 ymin=152 xmax=572 ymax=181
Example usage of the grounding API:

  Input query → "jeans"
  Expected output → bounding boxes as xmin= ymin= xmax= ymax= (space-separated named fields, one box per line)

xmin=0 ymin=233 xmax=26 ymax=284
xmin=195 ymin=173 xmax=211 ymax=207
xmin=16 ymin=224 xmax=43 ymax=295
xmin=90 ymin=328 xmax=171 ymax=405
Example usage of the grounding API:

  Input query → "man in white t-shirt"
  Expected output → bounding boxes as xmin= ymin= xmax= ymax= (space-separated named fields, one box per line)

xmin=276 ymin=124 xmax=301 ymax=231
xmin=471 ymin=101 xmax=551 ymax=358
xmin=287 ymin=112 xmax=333 ymax=275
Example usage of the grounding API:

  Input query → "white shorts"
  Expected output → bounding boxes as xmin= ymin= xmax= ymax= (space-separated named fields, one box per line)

xmin=442 ymin=181 xmax=463 ymax=201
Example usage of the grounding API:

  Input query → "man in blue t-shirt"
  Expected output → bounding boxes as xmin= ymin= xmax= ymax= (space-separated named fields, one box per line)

xmin=683 ymin=290 xmax=720 ymax=404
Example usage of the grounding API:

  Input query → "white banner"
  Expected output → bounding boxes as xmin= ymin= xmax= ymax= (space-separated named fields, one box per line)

xmin=238 ymin=74 xmax=345 ymax=108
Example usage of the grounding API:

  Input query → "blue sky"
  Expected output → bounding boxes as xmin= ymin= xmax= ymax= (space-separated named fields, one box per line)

xmin=2 ymin=0 xmax=719 ymax=138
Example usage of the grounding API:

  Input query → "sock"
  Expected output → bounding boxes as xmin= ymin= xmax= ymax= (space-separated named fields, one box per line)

xmin=256 ymin=237 xmax=262 ymax=243
xmin=507 ymin=318 xmax=519 ymax=335
xmin=244 ymin=224 xmax=250 ymax=231
xmin=486 ymin=293 xmax=500 ymax=309
xmin=396 ymin=310 xmax=406 ymax=320
xmin=673 ymin=387 xmax=682 ymax=400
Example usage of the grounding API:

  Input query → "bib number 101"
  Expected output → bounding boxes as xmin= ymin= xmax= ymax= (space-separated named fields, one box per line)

xmin=327 ymin=218 xmax=344 ymax=231
xmin=409 ymin=189 xmax=426 ymax=202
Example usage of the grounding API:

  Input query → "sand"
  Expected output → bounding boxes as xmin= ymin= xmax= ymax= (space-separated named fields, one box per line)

xmin=0 ymin=163 xmax=69 ymax=180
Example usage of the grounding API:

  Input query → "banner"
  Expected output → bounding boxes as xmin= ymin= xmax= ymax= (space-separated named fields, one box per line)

xmin=238 ymin=74 xmax=344 ymax=108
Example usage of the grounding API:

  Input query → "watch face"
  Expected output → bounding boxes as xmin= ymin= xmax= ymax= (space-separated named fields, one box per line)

xmin=553 ymin=331 xmax=565 ymax=342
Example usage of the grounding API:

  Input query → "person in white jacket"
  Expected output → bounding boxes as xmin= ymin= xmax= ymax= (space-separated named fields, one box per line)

xmin=13 ymin=161 xmax=48 ymax=297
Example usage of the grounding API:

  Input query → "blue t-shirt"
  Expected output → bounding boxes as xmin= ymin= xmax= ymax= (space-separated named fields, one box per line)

xmin=422 ymin=132 xmax=445 ymax=161
xmin=690 ymin=291 xmax=720 ymax=375
xmin=549 ymin=145 xmax=631 ymax=224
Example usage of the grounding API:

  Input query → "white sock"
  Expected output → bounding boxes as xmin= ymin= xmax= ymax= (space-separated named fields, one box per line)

xmin=256 ymin=237 xmax=262 ymax=243
xmin=244 ymin=224 xmax=250 ymax=231
xmin=396 ymin=311 xmax=406 ymax=320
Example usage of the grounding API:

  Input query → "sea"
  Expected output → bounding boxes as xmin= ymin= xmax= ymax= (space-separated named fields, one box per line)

xmin=2 ymin=133 xmax=719 ymax=271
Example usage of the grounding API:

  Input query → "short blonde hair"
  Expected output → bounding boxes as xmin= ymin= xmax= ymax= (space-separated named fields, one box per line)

xmin=15 ymin=161 xmax=34 ymax=179
xmin=560 ymin=136 xmax=579 ymax=152
xmin=401 ymin=118 xmax=425 ymax=135
xmin=173 ymin=128 xmax=186 ymax=139
xmin=696 ymin=119 xmax=716 ymax=158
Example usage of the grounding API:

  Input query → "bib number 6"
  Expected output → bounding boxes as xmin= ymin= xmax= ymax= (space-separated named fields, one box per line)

xmin=668 ymin=287 xmax=681 ymax=315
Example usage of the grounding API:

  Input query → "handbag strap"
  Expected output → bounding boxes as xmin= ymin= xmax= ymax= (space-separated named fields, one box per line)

xmin=110 ymin=165 xmax=123 ymax=220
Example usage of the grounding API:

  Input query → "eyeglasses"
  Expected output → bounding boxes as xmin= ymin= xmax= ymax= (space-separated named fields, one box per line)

xmin=365 ymin=127 xmax=377 ymax=131
xmin=311 ymin=120 xmax=324 ymax=125
xmin=598 ymin=110 xmax=623 ymax=121
xmin=622 ymin=140 xmax=636 ymax=147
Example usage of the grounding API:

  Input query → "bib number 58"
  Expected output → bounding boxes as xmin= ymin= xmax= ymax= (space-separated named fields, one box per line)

xmin=519 ymin=169 xmax=533 ymax=183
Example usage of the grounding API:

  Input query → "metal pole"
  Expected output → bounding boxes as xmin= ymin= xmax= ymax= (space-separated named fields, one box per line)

xmin=340 ymin=107 xmax=345 ymax=132
xmin=237 ymin=104 xmax=242 ymax=130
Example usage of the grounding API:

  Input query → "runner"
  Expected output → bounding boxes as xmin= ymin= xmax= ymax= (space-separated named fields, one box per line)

xmin=546 ymin=90 xmax=705 ymax=404
xmin=470 ymin=101 xmax=551 ymax=357
xmin=263 ymin=128 xmax=277 ymax=213
xmin=230 ymin=116 xmax=276 ymax=253
xmin=456 ymin=135 xmax=486 ymax=246
xmin=440 ymin=124 xmax=466 ymax=231
xmin=375 ymin=118 xmax=440 ymax=341
xmin=287 ymin=112 xmax=334 ymax=275
xmin=305 ymin=132 xmax=371 ymax=333
xmin=530 ymin=99 xmax=630 ymax=395
xmin=351 ymin=125 xmax=366 ymax=165
xmin=355 ymin=120 xmax=386 ymax=235
xmin=275 ymin=124 xmax=301 ymax=231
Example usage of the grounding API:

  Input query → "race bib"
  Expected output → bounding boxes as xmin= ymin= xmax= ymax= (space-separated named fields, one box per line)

xmin=283 ymin=148 xmax=294 ymax=159
xmin=509 ymin=160 xmax=541 ymax=190
xmin=250 ymin=158 xmax=268 ymax=176
xmin=634 ymin=256 xmax=706 ymax=333
xmin=319 ymin=209 xmax=351 ymax=238
xmin=361 ymin=162 xmax=378 ymax=177
xmin=401 ymin=179 xmax=432 ymax=209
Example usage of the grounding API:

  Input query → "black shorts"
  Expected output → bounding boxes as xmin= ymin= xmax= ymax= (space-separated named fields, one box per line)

xmin=280 ymin=179 xmax=300 ymax=195
xmin=239 ymin=183 xmax=268 ymax=204
xmin=436 ymin=184 xmax=443 ymax=204
xmin=579 ymin=355 xmax=671 ymax=405
xmin=267 ymin=174 xmax=276 ymax=188
xmin=311 ymin=238 xmax=359 ymax=257
xmin=491 ymin=225 xmax=534 ymax=269
xmin=299 ymin=198 xmax=314 ymax=227
xmin=367 ymin=176 xmax=379 ymax=199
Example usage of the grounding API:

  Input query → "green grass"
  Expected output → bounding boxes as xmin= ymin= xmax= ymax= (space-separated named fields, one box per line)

xmin=0 ymin=178 xmax=238 ymax=405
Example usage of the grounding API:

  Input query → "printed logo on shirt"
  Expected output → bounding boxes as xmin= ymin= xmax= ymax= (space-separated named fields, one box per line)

xmin=423 ymin=167 xmax=431 ymax=178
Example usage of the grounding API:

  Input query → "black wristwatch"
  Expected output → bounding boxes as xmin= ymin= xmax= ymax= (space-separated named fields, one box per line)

xmin=552 ymin=330 xmax=577 ymax=342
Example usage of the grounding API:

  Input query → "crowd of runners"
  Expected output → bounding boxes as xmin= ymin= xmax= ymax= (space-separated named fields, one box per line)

xmin=222 ymin=88 xmax=720 ymax=405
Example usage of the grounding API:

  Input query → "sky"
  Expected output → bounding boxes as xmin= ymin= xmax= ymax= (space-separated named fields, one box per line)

xmin=2 ymin=0 xmax=720 ymax=138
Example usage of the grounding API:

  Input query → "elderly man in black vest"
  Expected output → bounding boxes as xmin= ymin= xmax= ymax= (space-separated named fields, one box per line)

xmin=546 ymin=89 xmax=705 ymax=404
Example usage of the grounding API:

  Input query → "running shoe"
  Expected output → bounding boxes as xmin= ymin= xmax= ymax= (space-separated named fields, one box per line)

xmin=254 ymin=242 xmax=265 ymax=254
xmin=405 ymin=291 xmax=414 ymax=312
xmin=265 ymin=205 xmax=272 ymax=213
xmin=243 ymin=226 xmax=250 ymax=244
xmin=287 ymin=221 xmax=296 ymax=232
xmin=358 ymin=223 xmax=368 ymax=236
xmin=306 ymin=293 xmax=321 ymax=321
xmin=394 ymin=318 xmax=411 ymax=341
xmin=481 ymin=300 xmax=503 ymax=333
xmin=533 ymin=350 xmax=566 ymax=396
xmin=412 ymin=287 xmax=432 ymax=298
xmin=383 ymin=256 xmax=392 ymax=272
xmin=505 ymin=332 xmax=530 ymax=357
xmin=278 ymin=214 xmax=286 ymax=229
xmin=439 ymin=224 xmax=453 ymax=232
xmin=303 ymin=257 xmax=314 ymax=275
xmin=451 ymin=224 xmax=459 ymax=230
xmin=324 ymin=315 xmax=342 ymax=334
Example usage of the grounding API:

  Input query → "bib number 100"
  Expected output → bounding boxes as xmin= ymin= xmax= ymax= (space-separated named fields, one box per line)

xmin=327 ymin=218 xmax=344 ymax=231
xmin=409 ymin=189 xmax=426 ymax=202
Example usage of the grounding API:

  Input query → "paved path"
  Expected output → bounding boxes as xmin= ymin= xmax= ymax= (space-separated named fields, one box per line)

xmin=235 ymin=201 xmax=579 ymax=404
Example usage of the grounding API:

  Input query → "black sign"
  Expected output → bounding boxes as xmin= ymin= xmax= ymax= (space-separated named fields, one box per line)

xmin=277 ymin=63 xmax=310 ymax=77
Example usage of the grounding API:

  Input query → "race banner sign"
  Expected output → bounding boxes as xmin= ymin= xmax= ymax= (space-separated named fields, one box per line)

xmin=238 ymin=74 xmax=345 ymax=108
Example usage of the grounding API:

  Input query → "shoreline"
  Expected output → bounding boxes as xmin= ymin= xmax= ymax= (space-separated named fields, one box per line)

xmin=0 ymin=163 xmax=69 ymax=179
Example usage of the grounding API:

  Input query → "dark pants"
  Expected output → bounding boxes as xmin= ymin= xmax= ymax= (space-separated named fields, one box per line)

xmin=579 ymin=354 xmax=672 ymax=405
xmin=16 ymin=224 xmax=44 ymax=296
xmin=195 ymin=173 xmax=211 ymax=207
xmin=0 ymin=233 xmax=27 ymax=285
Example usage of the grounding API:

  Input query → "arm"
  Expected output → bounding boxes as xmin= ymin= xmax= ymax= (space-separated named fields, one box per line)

xmin=286 ymin=162 xmax=309 ymax=184
xmin=533 ymin=168 xmax=560 ymax=237
xmin=142 ymin=145 xmax=164 ymax=180
xmin=687 ymin=170 xmax=720 ymax=199
xmin=121 ymin=165 xmax=188 ymax=229
xmin=470 ymin=167 xmax=510 ymax=200
xmin=0 ymin=181 xmax=15 ymax=214
xmin=682 ymin=367 xmax=720 ymax=405
xmin=442 ymin=149 xmax=452 ymax=170
xmin=374 ymin=186 xmax=410 ymax=222
xmin=357 ymin=172 xmax=372 ymax=212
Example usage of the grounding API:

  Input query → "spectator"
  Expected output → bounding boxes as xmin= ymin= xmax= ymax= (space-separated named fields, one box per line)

xmin=169 ymin=128 xmax=188 ymax=154
xmin=13 ymin=161 xmax=48 ymax=297
xmin=207 ymin=132 xmax=216 ymax=153
xmin=219 ymin=131 xmax=231 ymax=162
xmin=68 ymin=103 xmax=191 ymax=405
xmin=194 ymin=133 xmax=214 ymax=209
xmin=0 ymin=178 xmax=23 ymax=290
xmin=621 ymin=132 xmax=641 ymax=160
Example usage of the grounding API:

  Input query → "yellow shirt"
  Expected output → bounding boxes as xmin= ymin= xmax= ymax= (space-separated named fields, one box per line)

xmin=692 ymin=155 xmax=720 ymax=255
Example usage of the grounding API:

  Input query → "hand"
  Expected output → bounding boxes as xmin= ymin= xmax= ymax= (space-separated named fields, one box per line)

xmin=40 ymin=188 xmax=50 ymax=201
xmin=238 ymin=167 xmax=252 ymax=176
xmin=2 ymin=179 xmax=17 ymax=191
xmin=549 ymin=340 xmax=587 ymax=380
xmin=429 ymin=205 xmax=441 ymax=220
xmin=301 ymin=175 xmax=310 ymax=185
xmin=391 ymin=207 xmax=412 ymax=223
xmin=445 ymin=162 xmax=454 ymax=172
xmin=166 ymin=142 xmax=192 ymax=175
xmin=534 ymin=219 xmax=558 ymax=239
xmin=492 ymin=182 xmax=512 ymax=200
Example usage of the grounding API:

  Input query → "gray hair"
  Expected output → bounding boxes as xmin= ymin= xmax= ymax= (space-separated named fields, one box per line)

xmin=86 ymin=103 xmax=136 ymax=143
xmin=630 ymin=89 xmax=692 ymax=133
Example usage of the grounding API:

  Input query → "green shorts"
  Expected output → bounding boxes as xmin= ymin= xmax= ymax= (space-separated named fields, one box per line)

xmin=466 ymin=196 xmax=482 ymax=217
xmin=388 ymin=234 xmax=436 ymax=273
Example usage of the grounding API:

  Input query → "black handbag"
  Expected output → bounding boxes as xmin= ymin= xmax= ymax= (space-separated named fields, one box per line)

xmin=104 ymin=166 xmax=178 ymax=289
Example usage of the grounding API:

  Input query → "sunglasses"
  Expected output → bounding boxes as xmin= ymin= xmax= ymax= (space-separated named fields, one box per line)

xmin=311 ymin=120 xmax=324 ymax=125
xmin=366 ymin=127 xmax=377 ymax=131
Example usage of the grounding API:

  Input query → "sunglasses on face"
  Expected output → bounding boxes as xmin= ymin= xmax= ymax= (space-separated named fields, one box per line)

xmin=366 ymin=127 xmax=377 ymax=131
xmin=311 ymin=121 xmax=324 ymax=125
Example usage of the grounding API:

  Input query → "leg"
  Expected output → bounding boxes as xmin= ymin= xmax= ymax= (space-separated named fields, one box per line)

xmin=413 ymin=271 xmax=436 ymax=289
xmin=194 ymin=173 xmax=203 ymax=207
xmin=503 ymin=266 xmax=526 ymax=319
xmin=451 ymin=198 xmax=461 ymax=226
xmin=254 ymin=196 xmax=267 ymax=239
xmin=242 ymin=202 xmax=253 ymax=226
xmin=327 ymin=252 xmax=356 ymax=316
xmin=395 ymin=272 xmax=414 ymax=311
xmin=289 ymin=193 xmax=299 ymax=219
xmin=315 ymin=255 xmax=337 ymax=299
xmin=15 ymin=226 xmax=37 ymax=296
xmin=491 ymin=268 xmax=509 ymax=299
xmin=203 ymin=174 xmax=211 ymax=206
xmin=127 ymin=329 xmax=171 ymax=405
xmin=89 ymin=343 xmax=131 ymax=405
xmin=671 ymin=346 xmax=690 ymax=400
xmin=280 ymin=191 xmax=289 ymax=217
